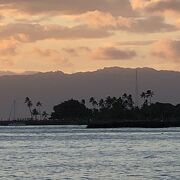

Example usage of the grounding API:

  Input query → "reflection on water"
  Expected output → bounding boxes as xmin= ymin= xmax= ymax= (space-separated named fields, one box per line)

xmin=0 ymin=126 xmax=180 ymax=179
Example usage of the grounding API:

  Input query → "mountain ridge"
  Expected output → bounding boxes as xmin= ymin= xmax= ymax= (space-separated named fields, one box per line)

xmin=1 ymin=67 xmax=180 ymax=77
xmin=0 ymin=67 xmax=180 ymax=119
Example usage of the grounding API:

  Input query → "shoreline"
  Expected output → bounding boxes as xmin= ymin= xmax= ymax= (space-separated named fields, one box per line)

xmin=0 ymin=119 xmax=87 ymax=126
xmin=87 ymin=119 xmax=180 ymax=128
xmin=0 ymin=119 xmax=180 ymax=128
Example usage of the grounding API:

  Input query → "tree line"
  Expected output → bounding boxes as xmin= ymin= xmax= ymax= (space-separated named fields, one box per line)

xmin=25 ymin=90 xmax=180 ymax=123
xmin=25 ymin=97 xmax=48 ymax=120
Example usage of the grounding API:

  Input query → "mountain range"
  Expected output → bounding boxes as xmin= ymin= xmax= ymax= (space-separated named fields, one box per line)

xmin=0 ymin=67 xmax=180 ymax=119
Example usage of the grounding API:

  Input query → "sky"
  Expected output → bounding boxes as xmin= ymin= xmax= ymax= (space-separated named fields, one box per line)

xmin=0 ymin=0 xmax=179 ymax=73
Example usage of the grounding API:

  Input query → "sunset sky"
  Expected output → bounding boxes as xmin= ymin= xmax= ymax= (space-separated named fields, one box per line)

xmin=0 ymin=0 xmax=179 ymax=73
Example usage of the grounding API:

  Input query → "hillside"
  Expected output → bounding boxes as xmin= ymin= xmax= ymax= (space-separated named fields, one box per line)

xmin=0 ymin=67 xmax=180 ymax=119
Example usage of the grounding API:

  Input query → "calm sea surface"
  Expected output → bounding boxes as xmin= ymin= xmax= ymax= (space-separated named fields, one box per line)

xmin=0 ymin=126 xmax=180 ymax=180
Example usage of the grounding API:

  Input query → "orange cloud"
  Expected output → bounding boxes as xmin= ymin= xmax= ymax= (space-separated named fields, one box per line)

xmin=116 ymin=40 xmax=154 ymax=46
xmin=92 ymin=47 xmax=137 ymax=60
xmin=0 ymin=58 xmax=14 ymax=67
xmin=129 ymin=16 xmax=177 ymax=33
xmin=131 ymin=0 xmax=151 ymax=9
xmin=33 ymin=47 xmax=70 ymax=66
xmin=76 ymin=11 xmax=132 ymax=28
xmin=76 ymin=11 xmax=177 ymax=33
xmin=152 ymin=39 xmax=180 ymax=61
xmin=62 ymin=48 xmax=79 ymax=56
xmin=0 ymin=0 xmax=135 ymax=17
xmin=33 ymin=48 xmax=60 ymax=57
xmin=0 ymin=39 xmax=19 ymax=55
xmin=62 ymin=46 xmax=91 ymax=56
xmin=131 ymin=0 xmax=180 ymax=16
xmin=0 ymin=0 xmax=178 ymax=73
xmin=0 ymin=23 xmax=112 ymax=42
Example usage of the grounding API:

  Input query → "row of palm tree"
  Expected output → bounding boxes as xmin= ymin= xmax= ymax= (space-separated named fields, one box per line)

xmin=25 ymin=90 xmax=154 ymax=121
xmin=87 ymin=91 xmax=155 ymax=120
xmin=88 ymin=90 xmax=154 ymax=110
xmin=141 ymin=90 xmax=154 ymax=105
xmin=89 ymin=94 xmax=134 ymax=110
xmin=25 ymin=97 xmax=48 ymax=120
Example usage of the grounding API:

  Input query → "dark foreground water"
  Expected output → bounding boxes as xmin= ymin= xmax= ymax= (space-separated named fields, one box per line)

xmin=0 ymin=126 xmax=180 ymax=180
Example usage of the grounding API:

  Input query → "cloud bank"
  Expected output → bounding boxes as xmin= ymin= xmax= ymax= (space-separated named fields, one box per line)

xmin=152 ymin=39 xmax=180 ymax=61
xmin=92 ymin=47 xmax=137 ymax=60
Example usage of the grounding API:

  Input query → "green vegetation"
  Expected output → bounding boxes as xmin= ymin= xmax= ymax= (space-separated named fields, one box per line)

xmin=1 ymin=91 xmax=180 ymax=127
xmin=25 ymin=97 xmax=48 ymax=120
xmin=51 ymin=99 xmax=91 ymax=124
xmin=50 ymin=90 xmax=180 ymax=123
xmin=0 ymin=90 xmax=180 ymax=128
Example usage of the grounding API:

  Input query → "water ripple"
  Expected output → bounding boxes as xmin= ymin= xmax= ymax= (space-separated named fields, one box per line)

xmin=0 ymin=126 xmax=179 ymax=179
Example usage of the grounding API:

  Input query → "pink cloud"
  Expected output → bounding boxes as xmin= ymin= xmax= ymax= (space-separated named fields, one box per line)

xmin=0 ymin=39 xmax=19 ymax=56
xmin=92 ymin=47 xmax=137 ymax=60
xmin=76 ymin=11 xmax=177 ymax=33
xmin=33 ymin=48 xmax=60 ymax=57
xmin=131 ymin=0 xmax=180 ymax=16
xmin=76 ymin=11 xmax=132 ymax=28
xmin=152 ymin=39 xmax=180 ymax=61
xmin=0 ymin=23 xmax=112 ymax=42
xmin=0 ymin=0 xmax=135 ymax=17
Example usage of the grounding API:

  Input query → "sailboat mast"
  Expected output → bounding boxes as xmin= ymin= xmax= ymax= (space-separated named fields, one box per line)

xmin=13 ymin=100 xmax=16 ymax=120
xmin=135 ymin=68 xmax=139 ymax=107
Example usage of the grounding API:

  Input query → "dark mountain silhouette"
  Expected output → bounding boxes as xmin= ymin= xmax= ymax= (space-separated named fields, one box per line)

xmin=0 ymin=67 xmax=180 ymax=119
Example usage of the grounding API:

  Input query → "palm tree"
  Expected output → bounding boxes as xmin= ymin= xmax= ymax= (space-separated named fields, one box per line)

xmin=42 ymin=111 xmax=49 ymax=120
xmin=127 ymin=94 xmax=134 ymax=109
xmin=122 ymin=94 xmax=134 ymax=110
xmin=141 ymin=92 xmax=148 ymax=106
xmin=122 ymin=93 xmax=129 ymax=109
xmin=89 ymin=97 xmax=98 ymax=108
xmin=99 ymin=98 xmax=105 ymax=109
xmin=105 ymin=96 xmax=114 ymax=109
xmin=32 ymin=108 xmax=39 ymax=120
xmin=36 ymin=101 xmax=42 ymax=120
xmin=146 ymin=90 xmax=154 ymax=104
xmin=25 ymin=97 xmax=33 ymax=119
xmin=81 ymin=99 xmax=86 ymax=105
xmin=141 ymin=92 xmax=146 ymax=99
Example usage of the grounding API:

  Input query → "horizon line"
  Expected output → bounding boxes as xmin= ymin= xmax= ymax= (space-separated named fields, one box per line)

xmin=1 ymin=66 xmax=180 ymax=76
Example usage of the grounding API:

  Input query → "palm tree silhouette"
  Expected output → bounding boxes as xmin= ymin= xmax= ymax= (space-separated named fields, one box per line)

xmin=105 ymin=96 xmax=114 ymax=109
xmin=32 ymin=108 xmax=39 ymax=120
xmin=141 ymin=92 xmax=146 ymax=99
xmin=36 ymin=101 xmax=42 ymax=120
xmin=141 ymin=92 xmax=148 ymax=105
xmin=89 ymin=97 xmax=98 ymax=108
xmin=42 ymin=111 xmax=49 ymax=120
xmin=25 ymin=97 xmax=33 ymax=119
xmin=81 ymin=99 xmax=86 ymax=105
xmin=141 ymin=90 xmax=154 ymax=106
xmin=99 ymin=98 xmax=105 ymax=109
xmin=127 ymin=94 xmax=134 ymax=109
xmin=146 ymin=90 xmax=154 ymax=104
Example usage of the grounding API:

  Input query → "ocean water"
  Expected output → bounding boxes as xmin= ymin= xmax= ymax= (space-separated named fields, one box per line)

xmin=0 ymin=126 xmax=179 ymax=180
